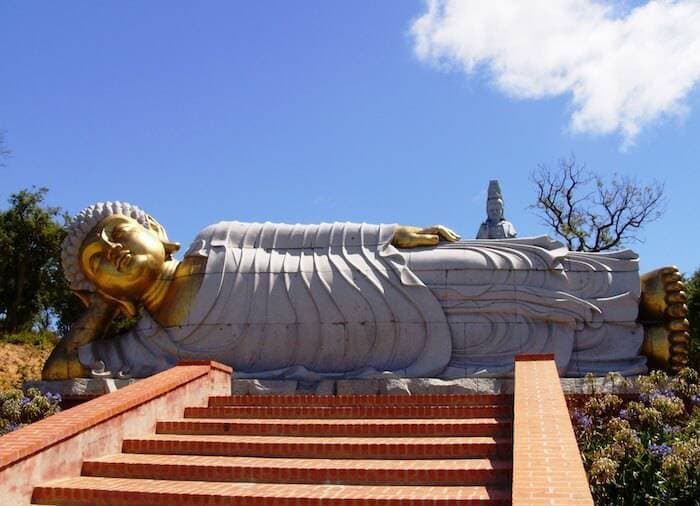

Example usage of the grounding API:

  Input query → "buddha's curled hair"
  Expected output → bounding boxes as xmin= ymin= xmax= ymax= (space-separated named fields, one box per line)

xmin=62 ymin=201 xmax=149 ymax=292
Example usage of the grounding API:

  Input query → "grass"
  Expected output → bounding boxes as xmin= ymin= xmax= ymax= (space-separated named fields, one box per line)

xmin=0 ymin=330 xmax=58 ymax=349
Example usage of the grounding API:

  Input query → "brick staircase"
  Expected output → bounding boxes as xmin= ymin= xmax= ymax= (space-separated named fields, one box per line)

xmin=32 ymin=393 xmax=514 ymax=505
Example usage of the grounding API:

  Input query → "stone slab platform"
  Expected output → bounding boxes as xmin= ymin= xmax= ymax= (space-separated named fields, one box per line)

xmin=26 ymin=375 xmax=641 ymax=398
xmin=25 ymin=378 xmax=137 ymax=398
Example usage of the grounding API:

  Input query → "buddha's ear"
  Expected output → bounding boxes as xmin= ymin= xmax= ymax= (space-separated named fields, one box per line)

xmin=144 ymin=213 xmax=180 ymax=259
xmin=162 ymin=240 xmax=180 ymax=259
xmin=145 ymin=214 xmax=171 ymax=241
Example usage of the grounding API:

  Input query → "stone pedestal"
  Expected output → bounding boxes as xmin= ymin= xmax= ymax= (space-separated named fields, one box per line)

xmin=230 ymin=375 xmax=640 ymax=396
xmin=24 ymin=378 xmax=137 ymax=401
xmin=25 ymin=375 xmax=640 ymax=404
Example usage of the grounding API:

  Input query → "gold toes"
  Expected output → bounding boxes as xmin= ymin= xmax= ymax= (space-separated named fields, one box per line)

xmin=640 ymin=265 xmax=690 ymax=373
xmin=666 ymin=291 xmax=688 ymax=304
xmin=667 ymin=319 xmax=689 ymax=332
xmin=670 ymin=354 xmax=689 ymax=367
xmin=667 ymin=303 xmax=689 ymax=319
xmin=665 ymin=281 xmax=685 ymax=293
xmin=669 ymin=331 xmax=690 ymax=345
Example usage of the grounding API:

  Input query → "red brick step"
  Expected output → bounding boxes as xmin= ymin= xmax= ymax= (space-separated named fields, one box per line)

xmin=122 ymin=434 xmax=512 ymax=459
xmin=157 ymin=417 xmax=512 ymax=437
xmin=30 ymin=389 xmax=516 ymax=505
xmin=184 ymin=404 xmax=511 ymax=419
xmin=82 ymin=453 xmax=512 ymax=486
xmin=209 ymin=394 xmax=512 ymax=407
xmin=32 ymin=476 xmax=512 ymax=505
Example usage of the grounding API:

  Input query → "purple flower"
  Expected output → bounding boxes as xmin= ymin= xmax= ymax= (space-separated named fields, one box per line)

xmin=19 ymin=397 xmax=30 ymax=407
xmin=575 ymin=411 xmax=593 ymax=429
xmin=648 ymin=442 xmax=672 ymax=458
xmin=44 ymin=392 xmax=62 ymax=403
xmin=642 ymin=389 xmax=676 ymax=403
xmin=6 ymin=422 xmax=20 ymax=432
xmin=664 ymin=390 xmax=677 ymax=399
xmin=663 ymin=425 xmax=680 ymax=435
xmin=619 ymin=408 xmax=630 ymax=419
xmin=690 ymin=395 xmax=700 ymax=406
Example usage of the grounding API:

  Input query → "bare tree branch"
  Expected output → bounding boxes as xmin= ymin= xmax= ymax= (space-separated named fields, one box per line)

xmin=0 ymin=130 xmax=11 ymax=168
xmin=529 ymin=156 xmax=666 ymax=252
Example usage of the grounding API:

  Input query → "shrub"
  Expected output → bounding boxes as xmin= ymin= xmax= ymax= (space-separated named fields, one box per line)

xmin=574 ymin=370 xmax=700 ymax=505
xmin=0 ymin=387 xmax=61 ymax=435
xmin=0 ymin=330 xmax=58 ymax=348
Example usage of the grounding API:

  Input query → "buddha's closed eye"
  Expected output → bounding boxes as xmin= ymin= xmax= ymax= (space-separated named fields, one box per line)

xmin=111 ymin=224 xmax=129 ymax=241
xmin=100 ymin=227 xmax=121 ymax=250
xmin=96 ymin=226 xmax=135 ymax=272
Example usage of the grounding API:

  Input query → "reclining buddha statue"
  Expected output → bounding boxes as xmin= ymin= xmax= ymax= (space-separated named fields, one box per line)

xmin=42 ymin=201 xmax=689 ymax=381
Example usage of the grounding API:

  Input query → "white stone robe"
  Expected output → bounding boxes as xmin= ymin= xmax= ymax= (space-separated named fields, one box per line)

xmin=80 ymin=222 xmax=452 ymax=379
xmin=405 ymin=237 xmax=645 ymax=377
xmin=79 ymin=222 xmax=647 ymax=379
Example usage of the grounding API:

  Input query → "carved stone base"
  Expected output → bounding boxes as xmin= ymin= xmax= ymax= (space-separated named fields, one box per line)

xmin=230 ymin=376 xmax=642 ymax=396
xmin=24 ymin=375 xmax=642 ymax=401
xmin=24 ymin=378 xmax=137 ymax=399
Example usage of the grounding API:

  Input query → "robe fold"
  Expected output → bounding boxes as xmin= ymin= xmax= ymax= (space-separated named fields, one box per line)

xmin=80 ymin=221 xmax=453 ymax=379
xmin=79 ymin=222 xmax=646 ymax=379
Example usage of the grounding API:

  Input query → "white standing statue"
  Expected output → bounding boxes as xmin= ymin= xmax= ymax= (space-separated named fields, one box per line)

xmin=42 ymin=201 xmax=688 ymax=381
xmin=476 ymin=180 xmax=517 ymax=239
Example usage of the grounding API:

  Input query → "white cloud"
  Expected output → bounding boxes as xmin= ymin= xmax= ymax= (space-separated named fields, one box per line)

xmin=411 ymin=0 xmax=700 ymax=144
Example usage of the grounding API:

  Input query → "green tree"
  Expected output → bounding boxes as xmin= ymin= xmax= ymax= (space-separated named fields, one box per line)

xmin=0 ymin=187 xmax=136 ymax=338
xmin=0 ymin=188 xmax=74 ymax=333
xmin=685 ymin=268 xmax=700 ymax=371
xmin=531 ymin=156 xmax=665 ymax=251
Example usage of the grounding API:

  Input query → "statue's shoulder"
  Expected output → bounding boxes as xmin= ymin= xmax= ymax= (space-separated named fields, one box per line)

xmin=185 ymin=221 xmax=394 ymax=256
xmin=476 ymin=222 xmax=489 ymax=239
xmin=185 ymin=221 xmax=251 ymax=257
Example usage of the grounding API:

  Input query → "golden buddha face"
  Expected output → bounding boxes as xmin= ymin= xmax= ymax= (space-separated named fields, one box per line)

xmin=79 ymin=215 xmax=168 ymax=301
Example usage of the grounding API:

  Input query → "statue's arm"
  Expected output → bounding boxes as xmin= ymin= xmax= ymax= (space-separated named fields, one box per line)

xmin=392 ymin=225 xmax=460 ymax=248
xmin=42 ymin=294 xmax=120 ymax=380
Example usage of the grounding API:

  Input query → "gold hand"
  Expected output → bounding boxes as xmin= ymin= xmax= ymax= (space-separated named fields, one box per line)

xmin=42 ymin=294 xmax=119 ymax=380
xmin=417 ymin=225 xmax=460 ymax=242
xmin=392 ymin=225 xmax=460 ymax=249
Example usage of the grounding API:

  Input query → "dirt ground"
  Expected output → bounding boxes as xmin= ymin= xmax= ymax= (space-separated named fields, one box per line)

xmin=0 ymin=343 xmax=51 ymax=391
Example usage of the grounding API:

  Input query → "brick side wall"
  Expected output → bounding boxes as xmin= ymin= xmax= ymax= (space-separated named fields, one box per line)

xmin=512 ymin=355 xmax=594 ymax=505
xmin=0 ymin=361 xmax=231 ymax=505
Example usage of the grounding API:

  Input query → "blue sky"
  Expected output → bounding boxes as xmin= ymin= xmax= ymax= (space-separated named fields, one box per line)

xmin=1 ymin=1 xmax=698 ymax=275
